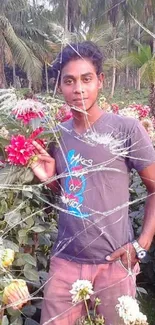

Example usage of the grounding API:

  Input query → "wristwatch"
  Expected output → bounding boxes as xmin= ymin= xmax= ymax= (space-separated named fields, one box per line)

xmin=131 ymin=240 xmax=147 ymax=260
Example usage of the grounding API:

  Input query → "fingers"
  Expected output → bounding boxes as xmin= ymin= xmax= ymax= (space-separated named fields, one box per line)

xmin=36 ymin=154 xmax=54 ymax=163
xmin=106 ymin=244 xmax=135 ymax=262
xmin=106 ymin=247 xmax=124 ymax=261
xmin=32 ymin=140 xmax=49 ymax=155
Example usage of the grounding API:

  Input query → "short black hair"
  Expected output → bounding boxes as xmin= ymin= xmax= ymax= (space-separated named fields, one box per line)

xmin=52 ymin=41 xmax=104 ymax=85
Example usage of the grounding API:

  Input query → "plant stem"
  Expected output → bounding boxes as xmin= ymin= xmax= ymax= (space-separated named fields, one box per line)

xmin=84 ymin=298 xmax=93 ymax=325
xmin=94 ymin=304 xmax=96 ymax=318
xmin=0 ymin=303 xmax=5 ymax=323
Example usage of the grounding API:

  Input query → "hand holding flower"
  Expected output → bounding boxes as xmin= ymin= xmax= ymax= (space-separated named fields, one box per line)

xmin=30 ymin=141 xmax=56 ymax=184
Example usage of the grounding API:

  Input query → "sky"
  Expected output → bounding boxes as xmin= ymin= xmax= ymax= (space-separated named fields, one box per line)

xmin=29 ymin=0 xmax=51 ymax=9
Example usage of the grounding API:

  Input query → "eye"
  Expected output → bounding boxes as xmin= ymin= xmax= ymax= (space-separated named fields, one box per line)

xmin=64 ymin=79 xmax=73 ymax=85
xmin=83 ymin=76 xmax=92 ymax=83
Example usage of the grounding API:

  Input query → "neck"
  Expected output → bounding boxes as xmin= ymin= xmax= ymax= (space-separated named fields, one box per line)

xmin=71 ymin=103 xmax=104 ymax=133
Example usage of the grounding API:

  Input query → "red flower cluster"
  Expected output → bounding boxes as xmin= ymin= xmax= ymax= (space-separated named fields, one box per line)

xmin=128 ymin=104 xmax=150 ymax=118
xmin=5 ymin=135 xmax=34 ymax=165
xmin=12 ymin=99 xmax=45 ymax=124
xmin=13 ymin=111 xmax=44 ymax=124
xmin=5 ymin=128 xmax=45 ymax=166
xmin=30 ymin=127 xmax=46 ymax=148
xmin=56 ymin=104 xmax=73 ymax=122
xmin=111 ymin=103 xmax=119 ymax=114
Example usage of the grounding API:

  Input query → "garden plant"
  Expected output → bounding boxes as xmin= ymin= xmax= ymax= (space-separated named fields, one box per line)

xmin=0 ymin=88 xmax=154 ymax=324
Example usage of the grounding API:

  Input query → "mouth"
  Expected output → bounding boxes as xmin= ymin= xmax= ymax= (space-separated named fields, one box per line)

xmin=73 ymin=98 xmax=88 ymax=103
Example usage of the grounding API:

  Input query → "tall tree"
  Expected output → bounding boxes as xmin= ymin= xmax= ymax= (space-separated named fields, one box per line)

xmin=107 ymin=0 xmax=121 ymax=97
xmin=146 ymin=0 xmax=155 ymax=54
xmin=123 ymin=44 xmax=155 ymax=115
xmin=0 ymin=0 xmax=43 ymax=89
xmin=49 ymin=0 xmax=82 ymax=34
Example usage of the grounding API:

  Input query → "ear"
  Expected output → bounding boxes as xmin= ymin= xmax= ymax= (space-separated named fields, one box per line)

xmin=98 ymin=73 xmax=104 ymax=89
xmin=57 ymin=86 xmax=62 ymax=94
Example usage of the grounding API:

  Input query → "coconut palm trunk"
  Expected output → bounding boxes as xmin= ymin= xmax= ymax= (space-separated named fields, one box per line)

xmin=149 ymin=83 xmax=155 ymax=116
xmin=12 ymin=60 xmax=17 ymax=87
xmin=153 ymin=12 xmax=155 ymax=55
xmin=125 ymin=21 xmax=130 ymax=89
xmin=137 ymin=26 xmax=141 ymax=91
xmin=111 ymin=27 xmax=116 ymax=97
xmin=45 ymin=62 xmax=49 ymax=93
xmin=65 ymin=0 xmax=69 ymax=37
xmin=0 ymin=32 xmax=7 ymax=88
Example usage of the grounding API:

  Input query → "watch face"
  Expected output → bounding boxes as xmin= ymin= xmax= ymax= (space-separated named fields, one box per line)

xmin=137 ymin=250 xmax=147 ymax=260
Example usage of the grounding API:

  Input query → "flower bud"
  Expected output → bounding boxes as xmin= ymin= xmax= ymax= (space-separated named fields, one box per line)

xmin=3 ymin=279 xmax=30 ymax=310
xmin=1 ymin=249 xmax=15 ymax=268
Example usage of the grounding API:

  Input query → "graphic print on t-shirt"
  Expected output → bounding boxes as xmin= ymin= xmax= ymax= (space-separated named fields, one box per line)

xmin=62 ymin=149 xmax=92 ymax=218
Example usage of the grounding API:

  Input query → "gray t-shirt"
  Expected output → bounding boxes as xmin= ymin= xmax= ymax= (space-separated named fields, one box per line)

xmin=50 ymin=113 xmax=155 ymax=264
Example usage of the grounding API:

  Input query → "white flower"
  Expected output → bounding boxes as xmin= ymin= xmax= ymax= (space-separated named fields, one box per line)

xmin=0 ymin=127 xmax=9 ymax=139
xmin=116 ymin=295 xmax=148 ymax=325
xmin=119 ymin=107 xmax=139 ymax=119
xmin=70 ymin=279 xmax=94 ymax=303
xmin=138 ymin=312 xmax=147 ymax=322
xmin=12 ymin=99 xmax=45 ymax=116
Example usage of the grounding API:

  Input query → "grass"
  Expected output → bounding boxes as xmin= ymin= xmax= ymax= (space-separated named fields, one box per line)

xmin=101 ymin=88 xmax=150 ymax=107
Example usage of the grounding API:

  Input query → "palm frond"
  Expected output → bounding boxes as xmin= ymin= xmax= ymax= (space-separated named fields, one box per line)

xmin=122 ymin=45 xmax=153 ymax=68
xmin=0 ymin=16 xmax=43 ymax=88
xmin=4 ymin=0 xmax=28 ymax=15
xmin=104 ymin=58 xmax=123 ymax=70
xmin=140 ymin=58 xmax=155 ymax=84
xmin=4 ymin=40 xmax=13 ymax=66
xmin=122 ymin=52 xmax=142 ymax=68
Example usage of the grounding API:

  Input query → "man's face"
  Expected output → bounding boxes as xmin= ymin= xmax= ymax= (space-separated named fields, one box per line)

xmin=59 ymin=58 xmax=103 ymax=112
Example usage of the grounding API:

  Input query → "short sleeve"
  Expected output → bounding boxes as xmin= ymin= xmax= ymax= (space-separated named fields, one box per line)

xmin=127 ymin=120 xmax=155 ymax=172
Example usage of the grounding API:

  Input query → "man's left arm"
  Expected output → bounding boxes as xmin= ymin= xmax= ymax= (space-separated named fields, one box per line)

xmin=106 ymin=163 xmax=155 ymax=267
xmin=138 ymin=163 xmax=155 ymax=249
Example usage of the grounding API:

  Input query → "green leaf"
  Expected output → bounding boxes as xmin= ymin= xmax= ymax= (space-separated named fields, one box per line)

xmin=31 ymin=225 xmax=46 ymax=233
xmin=18 ymin=229 xmax=28 ymax=245
xmin=0 ymin=165 xmax=34 ymax=185
xmin=23 ymin=254 xmax=36 ymax=267
xmin=25 ymin=319 xmax=39 ymax=325
xmin=25 ymin=207 xmax=32 ymax=215
xmin=24 ymin=264 xmax=39 ymax=282
xmin=0 ymin=136 xmax=9 ymax=146
xmin=7 ymin=308 xmax=20 ymax=317
xmin=22 ymin=191 xmax=33 ymax=199
xmin=22 ymin=305 xmax=36 ymax=317
xmin=10 ymin=316 xmax=23 ymax=325
xmin=37 ymin=254 xmax=47 ymax=268
xmin=5 ymin=211 xmax=21 ymax=227
xmin=1 ymin=316 xmax=9 ymax=325
xmin=15 ymin=257 xmax=25 ymax=267
xmin=25 ymin=216 xmax=35 ymax=227
xmin=0 ymin=199 xmax=8 ymax=214
xmin=39 ymin=271 xmax=48 ymax=282
xmin=3 ymin=240 xmax=19 ymax=252
xmin=136 ymin=286 xmax=148 ymax=295
xmin=38 ymin=234 xmax=51 ymax=246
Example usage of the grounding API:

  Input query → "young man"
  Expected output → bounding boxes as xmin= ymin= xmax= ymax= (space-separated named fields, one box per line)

xmin=32 ymin=42 xmax=155 ymax=325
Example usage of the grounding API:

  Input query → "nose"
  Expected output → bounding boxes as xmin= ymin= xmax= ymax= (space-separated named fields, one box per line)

xmin=73 ymin=80 xmax=84 ymax=94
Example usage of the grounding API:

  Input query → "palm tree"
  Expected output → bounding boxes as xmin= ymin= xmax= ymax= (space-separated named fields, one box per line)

xmin=122 ymin=44 xmax=155 ymax=115
xmin=145 ymin=0 xmax=155 ymax=54
xmin=0 ymin=0 xmax=44 ymax=89
xmin=106 ymin=0 xmax=122 ymax=97
xmin=0 ymin=0 xmax=60 ymax=90
xmin=49 ymin=0 xmax=82 ymax=34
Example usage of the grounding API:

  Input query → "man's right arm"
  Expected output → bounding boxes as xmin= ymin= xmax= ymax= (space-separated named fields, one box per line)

xmin=30 ymin=141 xmax=60 ymax=193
